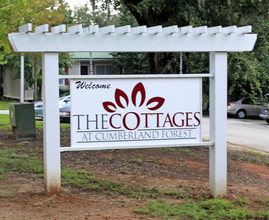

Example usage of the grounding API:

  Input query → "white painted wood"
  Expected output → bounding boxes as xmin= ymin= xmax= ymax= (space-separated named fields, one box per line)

xmin=115 ymin=25 xmax=131 ymax=34
xmin=209 ymin=52 xmax=227 ymax=197
xmin=42 ymin=53 xmax=61 ymax=195
xmin=192 ymin=26 xmax=207 ymax=34
xmin=35 ymin=24 xmax=49 ymax=33
xmin=89 ymin=25 xmax=99 ymax=34
xmin=19 ymin=23 xmax=32 ymax=33
xmin=162 ymin=25 xmax=179 ymax=34
xmin=236 ymin=26 xmax=252 ymax=34
xmin=67 ymin=24 xmax=82 ymax=34
xmin=131 ymin=26 xmax=147 ymax=34
xmin=83 ymin=28 xmax=89 ymax=33
xmin=51 ymin=24 xmax=66 ymax=34
xmin=207 ymin=26 xmax=222 ymax=34
xmin=20 ymin=54 xmax=24 ymax=103
xmin=99 ymin=25 xmax=115 ymax=34
xmin=147 ymin=25 xmax=162 ymax=34
xmin=60 ymin=141 xmax=214 ymax=152
xmin=180 ymin=26 xmax=192 ymax=34
xmin=59 ymin=73 xmax=213 ymax=79
xmin=8 ymin=31 xmax=257 ymax=52
xmin=221 ymin=26 xmax=237 ymax=34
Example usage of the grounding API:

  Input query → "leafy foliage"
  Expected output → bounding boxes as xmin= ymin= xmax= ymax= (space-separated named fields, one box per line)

xmin=0 ymin=0 xmax=71 ymax=100
xmin=112 ymin=52 xmax=149 ymax=74
xmin=0 ymin=0 xmax=69 ymax=54
xmin=73 ymin=2 xmax=121 ymax=27
xmin=85 ymin=0 xmax=268 ymax=99
xmin=117 ymin=0 xmax=269 ymax=99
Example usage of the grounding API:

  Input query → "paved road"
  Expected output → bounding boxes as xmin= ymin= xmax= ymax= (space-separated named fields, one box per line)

xmin=0 ymin=110 xmax=9 ymax=114
xmin=202 ymin=116 xmax=269 ymax=153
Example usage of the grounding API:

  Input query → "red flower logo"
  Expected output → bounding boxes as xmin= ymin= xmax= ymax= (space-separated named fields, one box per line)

xmin=103 ymin=82 xmax=165 ymax=113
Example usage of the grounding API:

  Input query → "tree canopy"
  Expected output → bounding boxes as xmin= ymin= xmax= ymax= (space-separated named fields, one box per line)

xmin=0 ymin=0 xmax=71 ymax=100
xmin=0 ymin=0 xmax=69 ymax=55
xmin=80 ymin=0 xmax=268 ymax=100
xmin=1 ymin=0 xmax=268 ymax=101
xmin=118 ymin=0 xmax=269 ymax=99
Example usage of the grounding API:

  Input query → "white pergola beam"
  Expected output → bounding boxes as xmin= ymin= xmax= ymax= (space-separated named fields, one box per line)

xmin=35 ymin=24 xmax=49 ymax=33
xmin=222 ymin=26 xmax=237 ymax=34
xmin=115 ymin=25 xmax=131 ymax=34
xmin=19 ymin=23 xmax=32 ymax=33
xmin=236 ymin=26 xmax=252 ymax=34
xmin=208 ymin=26 xmax=222 ymax=34
xmin=51 ymin=24 xmax=66 ymax=34
xmin=83 ymin=28 xmax=89 ymax=33
xmin=9 ymin=25 xmax=257 ymax=52
xmin=163 ymin=25 xmax=179 ymax=34
xmin=9 ymin=32 xmax=257 ymax=52
xmin=131 ymin=26 xmax=147 ymax=34
xmin=180 ymin=26 xmax=192 ymax=34
xmin=89 ymin=25 xmax=99 ymax=34
xmin=147 ymin=25 xmax=162 ymax=34
xmin=99 ymin=25 xmax=115 ymax=34
xmin=67 ymin=24 xmax=82 ymax=34
xmin=192 ymin=26 xmax=207 ymax=34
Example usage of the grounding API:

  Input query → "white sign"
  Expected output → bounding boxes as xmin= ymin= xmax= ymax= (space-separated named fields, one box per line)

xmin=70 ymin=77 xmax=202 ymax=149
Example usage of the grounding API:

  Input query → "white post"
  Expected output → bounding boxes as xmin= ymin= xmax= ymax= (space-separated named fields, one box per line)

xmin=42 ymin=53 xmax=61 ymax=195
xmin=20 ymin=53 xmax=24 ymax=103
xmin=209 ymin=52 xmax=227 ymax=197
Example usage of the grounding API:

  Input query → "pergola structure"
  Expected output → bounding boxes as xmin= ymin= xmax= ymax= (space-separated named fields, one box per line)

xmin=9 ymin=24 xmax=257 ymax=197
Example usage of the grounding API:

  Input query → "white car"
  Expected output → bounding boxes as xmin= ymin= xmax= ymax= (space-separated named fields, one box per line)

xmin=259 ymin=107 xmax=269 ymax=124
xmin=227 ymin=97 xmax=263 ymax=119
xmin=259 ymin=93 xmax=269 ymax=124
xmin=34 ymin=95 xmax=70 ymax=119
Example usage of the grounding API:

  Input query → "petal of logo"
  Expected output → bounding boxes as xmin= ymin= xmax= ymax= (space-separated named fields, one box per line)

xmin=103 ymin=101 xmax=117 ymax=113
xmin=115 ymin=89 xmax=129 ymax=108
xmin=103 ymin=82 xmax=165 ymax=112
xmin=146 ymin=97 xmax=165 ymax=111
xmin=132 ymin=82 xmax=146 ymax=107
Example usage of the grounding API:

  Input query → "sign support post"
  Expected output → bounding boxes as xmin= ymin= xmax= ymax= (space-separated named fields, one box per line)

xmin=209 ymin=52 xmax=228 ymax=196
xmin=42 ymin=53 xmax=61 ymax=195
xmin=20 ymin=53 xmax=24 ymax=103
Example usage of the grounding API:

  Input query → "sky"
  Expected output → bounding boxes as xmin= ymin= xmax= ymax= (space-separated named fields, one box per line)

xmin=65 ymin=0 xmax=89 ymax=9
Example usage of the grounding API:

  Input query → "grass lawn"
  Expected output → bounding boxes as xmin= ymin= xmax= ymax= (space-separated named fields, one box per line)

xmin=0 ymin=114 xmax=69 ymax=130
xmin=0 ymin=114 xmax=10 ymax=129
xmin=0 ymin=101 xmax=14 ymax=110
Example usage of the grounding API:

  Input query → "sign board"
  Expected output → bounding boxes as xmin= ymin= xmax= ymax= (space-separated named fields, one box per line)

xmin=70 ymin=77 xmax=202 ymax=150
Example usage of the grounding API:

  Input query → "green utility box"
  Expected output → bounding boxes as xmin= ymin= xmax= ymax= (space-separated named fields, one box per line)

xmin=9 ymin=103 xmax=36 ymax=140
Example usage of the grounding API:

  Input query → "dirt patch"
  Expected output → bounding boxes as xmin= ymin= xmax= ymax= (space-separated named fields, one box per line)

xmin=1 ymin=128 xmax=269 ymax=219
xmin=238 ymin=163 xmax=269 ymax=179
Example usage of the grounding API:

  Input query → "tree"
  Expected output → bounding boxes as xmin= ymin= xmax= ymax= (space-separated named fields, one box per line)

xmin=0 ymin=0 xmax=69 ymax=55
xmin=73 ymin=2 xmax=120 ymax=27
xmin=7 ymin=52 xmax=72 ymax=100
xmin=117 ymin=0 xmax=269 ymax=99
xmin=0 ymin=0 xmax=71 ymax=100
